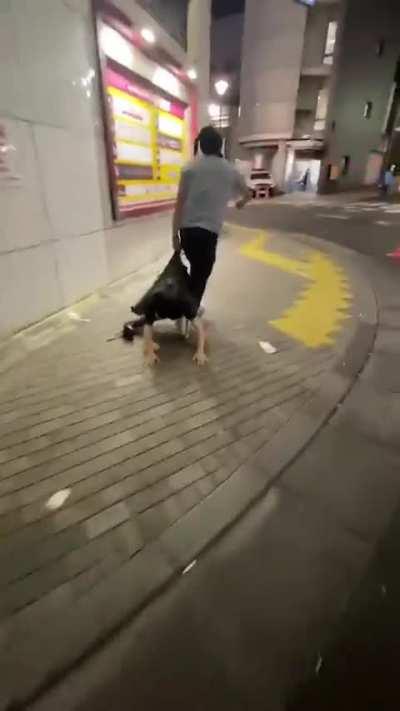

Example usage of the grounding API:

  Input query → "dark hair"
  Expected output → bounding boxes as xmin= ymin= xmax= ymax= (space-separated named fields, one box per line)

xmin=198 ymin=126 xmax=223 ymax=157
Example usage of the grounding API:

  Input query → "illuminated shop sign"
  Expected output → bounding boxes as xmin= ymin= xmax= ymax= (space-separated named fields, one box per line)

xmin=93 ymin=2 xmax=195 ymax=220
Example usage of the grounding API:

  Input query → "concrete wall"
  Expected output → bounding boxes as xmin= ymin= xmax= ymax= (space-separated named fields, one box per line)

xmin=0 ymin=0 xmax=198 ymax=339
xmin=295 ymin=76 xmax=330 ymax=137
xmin=296 ymin=76 xmax=324 ymax=112
xmin=187 ymin=0 xmax=211 ymax=128
xmin=322 ymin=0 xmax=400 ymax=190
xmin=210 ymin=12 xmax=244 ymax=108
xmin=302 ymin=2 xmax=340 ymax=70
xmin=211 ymin=13 xmax=244 ymax=74
xmin=239 ymin=0 xmax=307 ymax=140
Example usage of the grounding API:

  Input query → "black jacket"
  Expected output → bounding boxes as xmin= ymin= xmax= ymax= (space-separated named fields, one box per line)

xmin=131 ymin=252 xmax=198 ymax=324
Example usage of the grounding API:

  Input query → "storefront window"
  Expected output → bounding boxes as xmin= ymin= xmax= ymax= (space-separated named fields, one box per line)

xmin=93 ymin=3 xmax=194 ymax=220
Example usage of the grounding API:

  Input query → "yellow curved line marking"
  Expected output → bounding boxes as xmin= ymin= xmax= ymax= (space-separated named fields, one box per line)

xmin=239 ymin=230 xmax=352 ymax=348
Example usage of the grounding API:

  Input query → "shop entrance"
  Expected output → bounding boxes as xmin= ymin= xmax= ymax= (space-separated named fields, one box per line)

xmin=291 ymin=158 xmax=322 ymax=193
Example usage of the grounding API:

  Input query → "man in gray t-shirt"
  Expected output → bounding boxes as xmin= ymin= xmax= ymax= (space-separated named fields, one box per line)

xmin=172 ymin=126 xmax=251 ymax=311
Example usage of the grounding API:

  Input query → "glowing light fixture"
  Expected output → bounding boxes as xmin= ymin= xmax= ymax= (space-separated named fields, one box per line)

xmin=208 ymin=103 xmax=220 ymax=119
xmin=141 ymin=27 xmax=155 ymax=44
xmin=187 ymin=67 xmax=197 ymax=81
xmin=215 ymin=79 xmax=229 ymax=97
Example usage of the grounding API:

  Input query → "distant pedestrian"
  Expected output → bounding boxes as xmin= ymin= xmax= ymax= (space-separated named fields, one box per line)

xmin=380 ymin=165 xmax=396 ymax=197
xmin=298 ymin=168 xmax=310 ymax=192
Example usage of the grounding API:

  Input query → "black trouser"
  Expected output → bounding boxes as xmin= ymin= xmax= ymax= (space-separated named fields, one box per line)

xmin=180 ymin=227 xmax=218 ymax=308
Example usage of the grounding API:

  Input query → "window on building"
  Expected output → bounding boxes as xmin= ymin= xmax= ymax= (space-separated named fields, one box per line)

xmin=341 ymin=155 xmax=351 ymax=176
xmin=208 ymin=103 xmax=230 ymax=129
xmin=314 ymin=88 xmax=328 ymax=131
xmin=364 ymin=101 xmax=373 ymax=119
xmin=323 ymin=21 xmax=338 ymax=65
xmin=314 ymin=119 xmax=326 ymax=131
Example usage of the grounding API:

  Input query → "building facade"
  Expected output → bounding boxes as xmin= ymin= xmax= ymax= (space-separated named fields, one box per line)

xmin=0 ymin=0 xmax=210 ymax=339
xmin=238 ymin=0 xmax=400 ymax=193
xmin=209 ymin=8 xmax=244 ymax=154
xmin=136 ymin=0 xmax=189 ymax=49
xmin=321 ymin=0 xmax=400 ymax=191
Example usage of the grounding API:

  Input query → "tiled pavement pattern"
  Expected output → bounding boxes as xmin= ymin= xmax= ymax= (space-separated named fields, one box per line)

xmin=0 ymin=232 xmax=359 ymax=706
xmin=0 ymin=283 xmax=339 ymax=623
xmin=0 ymin=321 xmax=335 ymax=619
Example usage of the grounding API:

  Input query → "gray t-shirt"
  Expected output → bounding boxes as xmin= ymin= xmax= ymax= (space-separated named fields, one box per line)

xmin=179 ymin=156 xmax=247 ymax=234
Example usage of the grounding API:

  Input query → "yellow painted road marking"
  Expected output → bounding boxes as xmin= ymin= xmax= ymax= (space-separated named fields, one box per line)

xmin=240 ymin=234 xmax=309 ymax=278
xmin=238 ymin=229 xmax=352 ymax=348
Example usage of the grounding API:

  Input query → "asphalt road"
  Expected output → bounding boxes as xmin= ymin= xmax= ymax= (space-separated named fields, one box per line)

xmin=30 ymin=196 xmax=400 ymax=711
xmin=231 ymin=195 xmax=400 ymax=260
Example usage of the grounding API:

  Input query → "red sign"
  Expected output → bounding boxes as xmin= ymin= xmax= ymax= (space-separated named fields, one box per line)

xmin=387 ymin=246 xmax=400 ymax=261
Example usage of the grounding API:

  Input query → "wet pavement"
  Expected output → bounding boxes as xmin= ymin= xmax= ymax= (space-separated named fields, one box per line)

xmin=2 ymin=206 xmax=400 ymax=711
xmin=0 ymin=220 xmax=365 ymax=709
xmin=29 ymin=257 xmax=400 ymax=709
xmin=231 ymin=193 xmax=400 ymax=260
xmin=24 ymin=208 xmax=400 ymax=711
xmin=289 ymin=498 xmax=400 ymax=710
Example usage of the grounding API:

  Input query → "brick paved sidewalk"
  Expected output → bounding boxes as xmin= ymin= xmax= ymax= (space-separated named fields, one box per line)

xmin=0 ymin=225 xmax=372 ymax=709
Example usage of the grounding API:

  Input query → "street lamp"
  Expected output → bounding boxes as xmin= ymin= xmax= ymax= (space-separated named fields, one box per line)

xmin=214 ymin=79 xmax=229 ymax=97
xmin=214 ymin=80 xmax=230 ymax=129
xmin=141 ymin=27 xmax=156 ymax=44
xmin=187 ymin=67 xmax=197 ymax=81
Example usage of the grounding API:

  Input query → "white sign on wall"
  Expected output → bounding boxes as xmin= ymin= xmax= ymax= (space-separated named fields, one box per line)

xmin=99 ymin=23 xmax=188 ymax=103
xmin=0 ymin=122 xmax=20 ymax=186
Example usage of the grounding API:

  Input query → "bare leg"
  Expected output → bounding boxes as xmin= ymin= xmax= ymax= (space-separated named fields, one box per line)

xmin=143 ymin=324 xmax=160 ymax=366
xmin=176 ymin=317 xmax=191 ymax=339
xmin=193 ymin=317 xmax=208 ymax=366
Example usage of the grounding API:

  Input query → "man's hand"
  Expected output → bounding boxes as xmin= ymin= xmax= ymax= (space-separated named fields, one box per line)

xmin=236 ymin=190 xmax=252 ymax=210
xmin=172 ymin=232 xmax=181 ymax=253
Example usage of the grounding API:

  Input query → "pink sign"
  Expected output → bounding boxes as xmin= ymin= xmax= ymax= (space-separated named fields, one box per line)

xmin=106 ymin=66 xmax=152 ymax=103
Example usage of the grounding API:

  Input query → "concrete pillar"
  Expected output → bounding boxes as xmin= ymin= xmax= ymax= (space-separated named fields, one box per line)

xmin=272 ymin=142 xmax=288 ymax=188
xmin=187 ymin=0 xmax=211 ymax=129
xmin=239 ymin=0 xmax=307 ymax=141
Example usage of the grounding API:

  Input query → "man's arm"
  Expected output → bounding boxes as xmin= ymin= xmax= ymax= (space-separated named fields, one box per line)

xmin=233 ymin=170 xmax=252 ymax=209
xmin=172 ymin=169 xmax=189 ymax=250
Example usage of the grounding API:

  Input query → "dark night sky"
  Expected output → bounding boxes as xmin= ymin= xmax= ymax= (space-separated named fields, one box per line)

xmin=212 ymin=0 xmax=245 ymax=19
